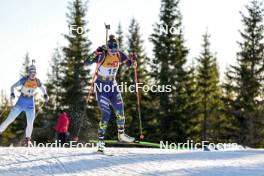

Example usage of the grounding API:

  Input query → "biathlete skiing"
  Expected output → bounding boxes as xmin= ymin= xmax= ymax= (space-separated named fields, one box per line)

xmin=85 ymin=34 xmax=137 ymax=152
xmin=0 ymin=61 xmax=48 ymax=146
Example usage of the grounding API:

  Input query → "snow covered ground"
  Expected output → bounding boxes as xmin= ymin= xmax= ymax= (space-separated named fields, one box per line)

xmin=0 ymin=147 xmax=264 ymax=176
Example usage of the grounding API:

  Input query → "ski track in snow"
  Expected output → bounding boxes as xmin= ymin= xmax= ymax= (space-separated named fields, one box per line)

xmin=0 ymin=147 xmax=264 ymax=176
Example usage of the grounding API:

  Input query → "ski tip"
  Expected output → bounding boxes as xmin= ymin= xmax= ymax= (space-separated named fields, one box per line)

xmin=95 ymin=151 xmax=114 ymax=156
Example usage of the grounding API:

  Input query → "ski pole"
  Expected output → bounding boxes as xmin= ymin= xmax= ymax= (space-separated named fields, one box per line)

xmin=104 ymin=23 xmax=110 ymax=47
xmin=86 ymin=56 xmax=102 ymax=103
xmin=35 ymin=101 xmax=45 ymax=117
xmin=132 ymin=53 xmax=144 ymax=140
xmin=86 ymin=23 xmax=110 ymax=103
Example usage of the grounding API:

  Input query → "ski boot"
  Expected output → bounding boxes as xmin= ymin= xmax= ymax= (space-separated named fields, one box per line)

xmin=23 ymin=137 xmax=33 ymax=147
xmin=97 ymin=140 xmax=105 ymax=153
xmin=118 ymin=129 xmax=135 ymax=143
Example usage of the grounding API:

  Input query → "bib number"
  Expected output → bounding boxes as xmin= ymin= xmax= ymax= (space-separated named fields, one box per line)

xmin=108 ymin=68 xmax=117 ymax=76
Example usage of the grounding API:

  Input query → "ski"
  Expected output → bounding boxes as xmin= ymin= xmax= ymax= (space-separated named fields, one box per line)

xmin=94 ymin=150 xmax=114 ymax=156
xmin=89 ymin=140 xmax=161 ymax=148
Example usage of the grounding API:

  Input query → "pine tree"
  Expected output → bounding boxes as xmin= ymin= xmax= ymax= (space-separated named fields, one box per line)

xmin=225 ymin=0 xmax=264 ymax=147
xmin=125 ymin=18 xmax=150 ymax=138
xmin=222 ymin=68 xmax=239 ymax=143
xmin=36 ymin=47 xmax=64 ymax=143
xmin=185 ymin=63 xmax=200 ymax=142
xmin=116 ymin=22 xmax=126 ymax=84
xmin=45 ymin=47 xmax=63 ymax=112
xmin=195 ymin=32 xmax=226 ymax=142
xmin=61 ymin=0 xmax=97 ymax=140
xmin=150 ymin=0 xmax=190 ymax=142
xmin=116 ymin=22 xmax=125 ymax=50
xmin=20 ymin=52 xmax=30 ymax=78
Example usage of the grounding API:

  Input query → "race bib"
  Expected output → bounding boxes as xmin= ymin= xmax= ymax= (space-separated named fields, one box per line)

xmin=20 ymin=79 xmax=38 ymax=96
xmin=98 ymin=54 xmax=120 ymax=77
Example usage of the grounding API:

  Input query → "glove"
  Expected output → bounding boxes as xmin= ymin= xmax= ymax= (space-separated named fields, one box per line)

xmin=84 ymin=52 xmax=96 ymax=65
xmin=43 ymin=94 xmax=49 ymax=102
xmin=129 ymin=52 xmax=137 ymax=61
xmin=10 ymin=93 xmax=15 ymax=100
xmin=96 ymin=45 xmax=107 ymax=53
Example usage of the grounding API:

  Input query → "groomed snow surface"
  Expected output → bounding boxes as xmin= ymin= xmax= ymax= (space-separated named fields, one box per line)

xmin=0 ymin=147 xmax=264 ymax=176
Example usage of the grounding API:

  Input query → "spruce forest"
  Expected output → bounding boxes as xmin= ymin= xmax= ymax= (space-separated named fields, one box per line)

xmin=1 ymin=0 xmax=264 ymax=148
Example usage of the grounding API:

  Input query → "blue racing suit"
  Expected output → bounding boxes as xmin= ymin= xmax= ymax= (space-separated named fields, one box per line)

xmin=87 ymin=51 xmax=132 ymax=140
xmin=0 ymin=77 xmax=47 ymax=138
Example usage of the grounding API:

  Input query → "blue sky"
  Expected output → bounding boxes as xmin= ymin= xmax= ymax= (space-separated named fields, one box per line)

xmin=0 ymin=0 xmax=251 ymax=95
